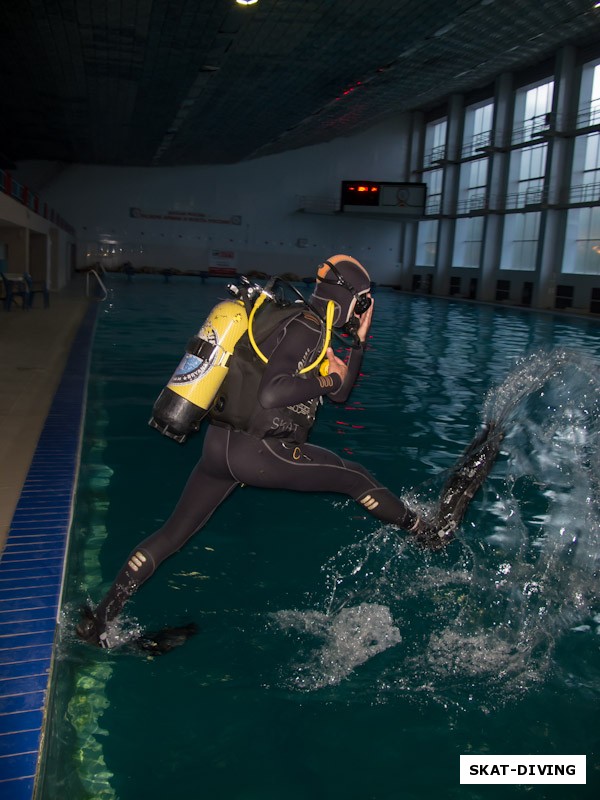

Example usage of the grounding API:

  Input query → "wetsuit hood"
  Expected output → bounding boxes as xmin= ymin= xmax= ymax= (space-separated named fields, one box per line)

xmin=310 ymin=254 xmax=371 ymax=328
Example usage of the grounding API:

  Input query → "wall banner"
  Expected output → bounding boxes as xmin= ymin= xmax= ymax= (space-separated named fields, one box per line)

xmin=130 ymin=207 xmax=242 ymax=225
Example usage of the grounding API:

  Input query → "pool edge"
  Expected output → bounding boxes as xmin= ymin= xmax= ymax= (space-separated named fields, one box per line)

xmin=0 ymin=302 xmax=98 ymax=800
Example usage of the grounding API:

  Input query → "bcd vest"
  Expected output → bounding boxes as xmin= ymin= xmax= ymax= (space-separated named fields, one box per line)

xmin=210 ymin=303 xmax=325 ymax=442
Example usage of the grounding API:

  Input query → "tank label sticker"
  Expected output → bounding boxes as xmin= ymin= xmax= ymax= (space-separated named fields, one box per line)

xmin=171 ymin=329 xmax=218 ymax=384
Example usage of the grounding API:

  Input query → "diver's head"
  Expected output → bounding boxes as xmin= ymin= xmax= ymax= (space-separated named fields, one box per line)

xmin=311 ymin=255 xmax=371 ymax=328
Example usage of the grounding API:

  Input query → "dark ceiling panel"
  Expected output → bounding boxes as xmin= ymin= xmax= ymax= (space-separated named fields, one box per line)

xmin=0 ymin=0 xmax=599 ymax=167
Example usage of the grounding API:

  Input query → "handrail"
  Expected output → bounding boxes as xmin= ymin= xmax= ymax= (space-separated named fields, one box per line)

xmin=86 ymin=269 xmax=108 ymax=301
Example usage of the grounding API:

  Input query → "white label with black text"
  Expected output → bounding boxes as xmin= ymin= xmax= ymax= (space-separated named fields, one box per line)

xmin=460 ymin=755 xmax=586 ymax=784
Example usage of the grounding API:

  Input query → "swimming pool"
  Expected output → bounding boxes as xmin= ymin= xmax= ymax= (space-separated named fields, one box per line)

xmin=39 ymin=276 xmax=600 ymax=798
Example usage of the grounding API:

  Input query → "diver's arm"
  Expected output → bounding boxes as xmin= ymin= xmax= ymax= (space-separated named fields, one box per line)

xmin=327 ymin=345 xmax=363 ymax=403
xmin=258 ymin=316 xmax=343 ymax=408
xmin=326 ymin=298 xmax=372 ymax=402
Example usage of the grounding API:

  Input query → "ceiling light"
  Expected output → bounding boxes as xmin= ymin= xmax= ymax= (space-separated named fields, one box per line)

xmin=236 ymin=1 xmax=258 ymax=6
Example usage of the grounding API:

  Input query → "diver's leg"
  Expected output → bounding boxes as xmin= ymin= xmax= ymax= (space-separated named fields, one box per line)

xmin=225 ymin=430 xmax=501 ymax=549
xmin=219 ymin=421 xmax=502 ymax=552
xmin=224 ymin=433 xmax=424 ymax=537
xmin=77 ymin=426 xmax=238 ymax=645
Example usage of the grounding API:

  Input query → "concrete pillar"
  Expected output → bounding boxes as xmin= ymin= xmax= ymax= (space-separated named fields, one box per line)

xmin=535 ymin=46 xmax=579 ymax=309
xmin=0 ymin=226 xmax=29 ymax=274
xmin=479 ymin=72 xmax=514 ymax=302
xmin=401 ymin=111 xmax=425 ymax=288
xmin=434 ymin=94 xmax=464 ymax=295
xmin=49 ymin=229 xmax=59 ymax=290
xmin=29 ymin=232 xmax=48 ymax=282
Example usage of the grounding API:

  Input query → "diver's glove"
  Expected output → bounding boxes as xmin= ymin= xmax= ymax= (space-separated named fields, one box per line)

xmin=408 ymin=515 xmax=456 ymax=551
xmin=76 ymin=605 xmax=111 ymax=648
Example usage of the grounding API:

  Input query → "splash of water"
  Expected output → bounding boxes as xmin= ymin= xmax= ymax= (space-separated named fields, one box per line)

xmin=273 ymin=349 xmax=600 ymax=705
xmin=270 ymin=603 xmax=401 ymax=691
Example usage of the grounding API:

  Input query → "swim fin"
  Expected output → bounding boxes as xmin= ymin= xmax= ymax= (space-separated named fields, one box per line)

xmin=75 ymin=605 xmax=111 ymax=648
xmin=76 ymin=605 xmax=199 ymax=655
xmin=134 ymin=622 xmax=199 ymax=655
xmin=410 ymin=420 xmax=504 ymax=550
xmin=435 ymin=420 xmax=504 ymax=532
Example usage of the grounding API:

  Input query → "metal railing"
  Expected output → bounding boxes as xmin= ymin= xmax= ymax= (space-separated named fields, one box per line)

xmin=461 ymin=130 xmax=493 ymax=159
xmin=0 ymin=169 xmax=75 ymax=235
xmin=86 ymin=269 xmax=108 ymax=301
xmin=569 ymin=181 xmax=600 ymax=204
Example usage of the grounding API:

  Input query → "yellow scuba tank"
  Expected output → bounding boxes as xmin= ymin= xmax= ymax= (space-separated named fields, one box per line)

xmin=149 ymin=276 xmax=334 ymax=444
xmin=149 ymin=293 xmax=250 ymax=443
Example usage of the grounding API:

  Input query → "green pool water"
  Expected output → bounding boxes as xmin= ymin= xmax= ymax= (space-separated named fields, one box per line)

xmin=39 ymin=277 xmax=600 ymax=799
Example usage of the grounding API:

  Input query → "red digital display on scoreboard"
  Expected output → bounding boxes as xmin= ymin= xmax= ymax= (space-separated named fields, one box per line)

xmin=341 ymin=181 xmax=380 ymax=207
xmin=340 ymin=180 xmax=427 ymax=217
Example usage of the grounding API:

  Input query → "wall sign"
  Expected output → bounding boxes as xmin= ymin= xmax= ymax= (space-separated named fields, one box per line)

xmin=130 ymin=207 xmax=242 ymax=225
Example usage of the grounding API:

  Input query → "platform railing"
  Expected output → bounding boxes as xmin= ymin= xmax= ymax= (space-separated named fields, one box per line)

xmin=86 ymin=269 xmax=108 ymax=301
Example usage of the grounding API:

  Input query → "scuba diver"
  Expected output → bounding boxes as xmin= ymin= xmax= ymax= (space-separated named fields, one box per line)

xmin=77 ymin=255 xmax=503 ymax=653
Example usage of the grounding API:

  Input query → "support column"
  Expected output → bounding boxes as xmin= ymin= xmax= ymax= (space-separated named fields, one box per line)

xmin=479 ymin=72 xmax=514 ymax=302
xmin=29 ymin=232 xmax=49 ymax=282
xmin=402 ymin=111 xmax=425 ymax=288
xmin=1 ymin=226 xmax=29 ymax=274
xmin=49 ymin=229 xmax=59 ymax=290
xmin=535 ymin=45 xmax=579 ymax=309
xmin=434 ymin=94 xmax=464 ymax=295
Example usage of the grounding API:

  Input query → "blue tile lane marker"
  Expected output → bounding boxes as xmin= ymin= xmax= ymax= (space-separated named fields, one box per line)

xmin=0 ymin=303 xmax=97 ymax=799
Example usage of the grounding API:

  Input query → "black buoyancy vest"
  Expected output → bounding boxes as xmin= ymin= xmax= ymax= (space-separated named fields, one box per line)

xmin=210 ymin=301 xmax=325 ymax=442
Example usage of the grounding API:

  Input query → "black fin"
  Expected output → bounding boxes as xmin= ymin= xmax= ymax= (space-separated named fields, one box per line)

xmin=134 ymin=622 xmax=199 ymax=655
xmin=436 ymin=420 xmax=504 ymax=530
xmin=75 ymin=605 xmax=108 ymax=648
xmin=409 ymin=421 xmax=504 ymax=550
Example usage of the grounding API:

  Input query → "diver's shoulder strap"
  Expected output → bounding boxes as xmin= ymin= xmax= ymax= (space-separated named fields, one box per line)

xmin=249 ymin=302 xmax=309 ymax=345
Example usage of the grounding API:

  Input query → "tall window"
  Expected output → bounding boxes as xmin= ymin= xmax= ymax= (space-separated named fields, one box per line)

xmin=461 ymin=101 xmax=493 ymax=158
xmin=563 ymin=208 xmax=600 ymax=274
xmin=512 ymin=80 xmax=554 ymax=145
xmin=416 ymin=220 xmax=439 ymax=267
xmin=423 ymin=118 xmax=447 ymax=167
xmin=424 ymin=167 xmax=443 ymax=215
xmin=457 ymin=158 xmax=489 ymax=214
xmin=422 ymin=119 xmax=446 ymax=213
xmin=453 ymin=101 xmax=492 ymax=268
xmin=507 ymin=80 xmax=553 ymax=209
xmin=453 ymin=217 xmax=485 ymax=268
xmin=416 ymin=118 xmax=446 ymax=265
xmin=506 ymin=144 xmax=548 ymax=208
xmin=570 ymin=61 xmax=600 ymax=204
xmin=499 ymin=80 xmax=552 ymax=271
xmin=563 ymin=60 xmax=600 ymax=274
xmin=576 ymin=57 xmax=600 ymax=128
xmin=501 ymin=213 xmax=541 ymax=271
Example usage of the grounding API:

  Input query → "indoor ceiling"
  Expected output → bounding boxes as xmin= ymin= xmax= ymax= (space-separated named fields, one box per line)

xmin=1 ymin=0 xmax=599 ymax=169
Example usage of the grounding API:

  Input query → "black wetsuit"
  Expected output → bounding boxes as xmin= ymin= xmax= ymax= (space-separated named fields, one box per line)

xmin=90 ymin=308 xmax=419 ymax=633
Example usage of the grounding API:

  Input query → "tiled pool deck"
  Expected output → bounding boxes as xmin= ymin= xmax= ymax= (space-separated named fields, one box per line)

xmin=0 ymin=304 xmax=97 ymax=799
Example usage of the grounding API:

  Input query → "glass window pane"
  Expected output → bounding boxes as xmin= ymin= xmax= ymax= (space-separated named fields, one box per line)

xmin=416 ymin=220 xmax=439 ymax=266
xmin=501 ymin=213 xmax=540 ymax=270
xmin=562 ymin=207 xmax=600 ymax=275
